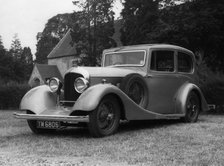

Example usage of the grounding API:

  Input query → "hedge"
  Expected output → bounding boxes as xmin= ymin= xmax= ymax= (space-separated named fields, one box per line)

xmin=196 ymin=62 xmax=224 ymax=105
xmin=0 ymin=82 xmax=30 ymax=109
xmin=200 ymin=77 xmax=224 ymax=105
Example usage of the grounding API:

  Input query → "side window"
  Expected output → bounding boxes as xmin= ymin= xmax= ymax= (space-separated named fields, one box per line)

xmin=150 ymin=50 xmax=174 ymax=72
xmin=178 ymin=52 xmax=193 ymax=73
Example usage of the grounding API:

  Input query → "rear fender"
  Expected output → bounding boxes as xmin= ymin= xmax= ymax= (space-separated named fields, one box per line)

xmin=20 ymin=85 xmax=57 ymax=114
xmin=73 ymin=84 xmax=169 ymax=120
xmin=175 ymin=83 xmax=208 ymax=114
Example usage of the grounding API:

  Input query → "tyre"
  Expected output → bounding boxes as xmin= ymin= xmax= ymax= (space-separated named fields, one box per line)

xmin=26 ymin=111 xmax=55 ymax=134
xmin=120 ymin=74 xmax=149 ymax=108
xmin=183 ymin=91 xmax=200 ymax=123
xmin=88 ymin=95 xmax=121 ymax=137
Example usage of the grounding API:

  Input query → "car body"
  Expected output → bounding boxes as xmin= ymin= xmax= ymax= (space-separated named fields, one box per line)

xmin=14 ymin=44 xmax=208 ymax=137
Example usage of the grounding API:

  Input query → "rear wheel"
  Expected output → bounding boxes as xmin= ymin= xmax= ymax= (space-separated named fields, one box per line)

xmin=88 ymin=95 xmax=120 ymax=137
xmin=183 ymin=92 xmax=200 ymax=123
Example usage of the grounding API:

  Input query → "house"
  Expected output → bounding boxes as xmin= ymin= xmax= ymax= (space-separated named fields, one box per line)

xmin=29 ymin=29 xmax=78 ymax=87
xmin=47 ymin=29 xmax=79 ymax=76
xmin=28 ymin=64 xmax=63 ymax=87
xmin=28 ymin=20 xmax=122 ymax=87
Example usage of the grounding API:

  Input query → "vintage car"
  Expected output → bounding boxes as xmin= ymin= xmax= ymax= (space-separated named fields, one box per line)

xmin=14 ymin=44 xmax=208 ymax=137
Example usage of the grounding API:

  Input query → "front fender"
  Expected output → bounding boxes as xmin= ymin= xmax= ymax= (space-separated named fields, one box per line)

xmin=175 ymin=83 xmax=208 ymax=114
xmin=73 ymin=84 xmax=169 ymax=120
xmin=20 ymin=85 xmax=57 ymax=114
xmin=73 ymin=84 xmax=123 ymax=111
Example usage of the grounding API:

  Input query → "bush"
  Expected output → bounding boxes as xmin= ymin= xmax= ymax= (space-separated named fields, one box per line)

xmin=196 ymin=61 xmax=224 ymax=105
xmin=200 ymin=76 xmax=224 ymax=105
xmin=0 ymin=82 xmax=31 ymax=109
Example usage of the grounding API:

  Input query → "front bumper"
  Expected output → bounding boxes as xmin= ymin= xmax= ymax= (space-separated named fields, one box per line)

xmin=13 ymin=112 xmax=89 ymax=123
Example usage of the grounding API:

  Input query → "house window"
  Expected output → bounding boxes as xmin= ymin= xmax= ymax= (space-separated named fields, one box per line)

xmin=32 ymin=78 xmax=40 ymax=87
xmin=151 ymin=50 xmax=174 ymax=72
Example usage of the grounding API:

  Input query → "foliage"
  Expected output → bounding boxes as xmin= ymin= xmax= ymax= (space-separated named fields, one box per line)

xmin=150 ymin=0 xmax=224 ymax=72
xmin=120 ymin=0 xmax=160 ymax=45
xmin=35 ymin=14 xmax=74 ymax=64
xmin=121 ymin=0 xmax=224 ymax=72
xmin=0 ymin=82 xmax=30 ymax=109
xmin=196 ymin=61 xmax=224 ymax=105
xmin=9 ymin=34 xmax=23 ymax=60
xmin=0 ymin=36 xmax=4 ymax=51
xmin=71 ymin=0 xmax=116 ymax=66
xmin=0 ymin=36 xmax=15 ymax=82
xmin=21 ymin=47 xmax=33 ymax=64
xmin=0 ymin=35 xmax=33 ymax=83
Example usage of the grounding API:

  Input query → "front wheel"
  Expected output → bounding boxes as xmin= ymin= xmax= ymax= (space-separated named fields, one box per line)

xmin=183 ymin=92 xmax=200 ymax=123
xmin=88 ymin=95 xmax=121 ymax=137
xmin=27 ymin=111 xmax=55 ymax=134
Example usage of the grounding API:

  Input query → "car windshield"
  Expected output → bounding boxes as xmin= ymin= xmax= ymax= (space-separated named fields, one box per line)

xmin=104 ymin=51 xmax=145 ymax=67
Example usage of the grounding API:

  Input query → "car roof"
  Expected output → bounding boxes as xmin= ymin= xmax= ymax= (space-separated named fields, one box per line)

xmin=103 ymin=44 xmax=194 ymax=55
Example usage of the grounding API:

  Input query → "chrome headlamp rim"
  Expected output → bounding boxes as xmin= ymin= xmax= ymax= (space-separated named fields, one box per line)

xmin=74 ymin=77 xmax=89 ymax=93
xmin=49 ymin=77 xmax=61 ymax=93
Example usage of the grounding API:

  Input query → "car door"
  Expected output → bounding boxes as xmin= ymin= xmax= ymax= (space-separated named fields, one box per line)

xmin=145 ymin=49 xmax=183 ymax=114
xmin=176 ymin=51 xmax=195 ymax=84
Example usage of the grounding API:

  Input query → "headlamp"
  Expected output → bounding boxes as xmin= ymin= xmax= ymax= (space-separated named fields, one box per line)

xmin=49 ymin=77 xmax=62 ymax=93
xmin=74 ymin=77 xmax=89 ymax=93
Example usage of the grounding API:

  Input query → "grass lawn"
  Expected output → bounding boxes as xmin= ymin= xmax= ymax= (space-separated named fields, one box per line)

xmin=1 ymin=110 xmax=224 ymax=165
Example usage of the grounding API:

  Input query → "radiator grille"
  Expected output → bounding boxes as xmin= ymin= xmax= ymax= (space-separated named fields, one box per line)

xmin=64 ymin=73 xmax=83 ymax=103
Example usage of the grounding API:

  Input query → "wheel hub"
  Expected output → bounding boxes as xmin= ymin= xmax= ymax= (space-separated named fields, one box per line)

xmin=98 ymin=103 xmax=115 ymax=129
xmin=192 ymin=105 xmax=196 ymax=112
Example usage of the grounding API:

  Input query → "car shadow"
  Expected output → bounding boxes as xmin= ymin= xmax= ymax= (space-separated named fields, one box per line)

xmin=41 ymin=119 xmax=183 ymax=138
xmin=44 ymin=127 xmax=91 ymax=138
xmin=25 ymin=116 xmax=207 ymax=138
xmin=118 ymin=119 xmax=182 ymax=134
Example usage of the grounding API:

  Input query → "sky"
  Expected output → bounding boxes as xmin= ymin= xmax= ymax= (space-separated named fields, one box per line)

xmin=0 ymin=0 xmax=123 ymax=56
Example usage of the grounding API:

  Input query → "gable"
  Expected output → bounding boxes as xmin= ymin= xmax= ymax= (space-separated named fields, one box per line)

xmin=47 ymin=29 xmax=77 ymax=59
xmin=28 ymin=65 xmax=44 ymax=86
xmin=35 ymin=64 xmax=63 ymax=82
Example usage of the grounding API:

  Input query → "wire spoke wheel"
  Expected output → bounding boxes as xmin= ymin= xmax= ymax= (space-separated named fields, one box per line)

xmin=88 ymin=95 xmax=120 ymax=137
xmin=120 ymin=74 xmax=149 ymax=108
xmin=97 ymin=103 xmax=115 ymax=130
xmin=128 ymin=81 xmax=144 ymax=105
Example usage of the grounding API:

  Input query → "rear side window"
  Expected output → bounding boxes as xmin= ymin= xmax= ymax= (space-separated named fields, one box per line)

xmin=178 ymin=52 xmax=193 ymax=73
xmin=150 ymin=50 xmax=174 ymax=72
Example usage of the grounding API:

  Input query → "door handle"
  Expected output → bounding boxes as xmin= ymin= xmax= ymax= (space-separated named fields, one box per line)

xmin=146 ymin=75 xmax=153 ymax=78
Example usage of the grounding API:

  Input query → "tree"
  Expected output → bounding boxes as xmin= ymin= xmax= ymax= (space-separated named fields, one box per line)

xmin=21 ymin=47 xmax=33 ymax=80
xmin=71 ymin=0 xmax=116 ymax=66
xmin=35 ymin=14 xmax=74 ymax=63
xmin=9 ymin=34 xmax=23 ymax=60
xmin=120 ymin=0 xmax=160 ymax=45
xmin=148 ymin=0 xmax=224 ymax=72
xmin=0 ymin=35 xmax=15 ymax=82
xmin=0 ymin=36 xmax=6 ymax=58
xmin=21 ymin=47 xmax=33 ymax=64
xmin=121 ymin=0 xmax=224 ymax=71
xmin=0 ymin=35 xmax=33 ymax=82
xmin=0 ymin=36 xmax=4 ymax=51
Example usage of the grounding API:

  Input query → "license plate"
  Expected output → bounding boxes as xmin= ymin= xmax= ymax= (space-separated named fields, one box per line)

xmin=37 ymin=121 xmax=61 ymax=129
